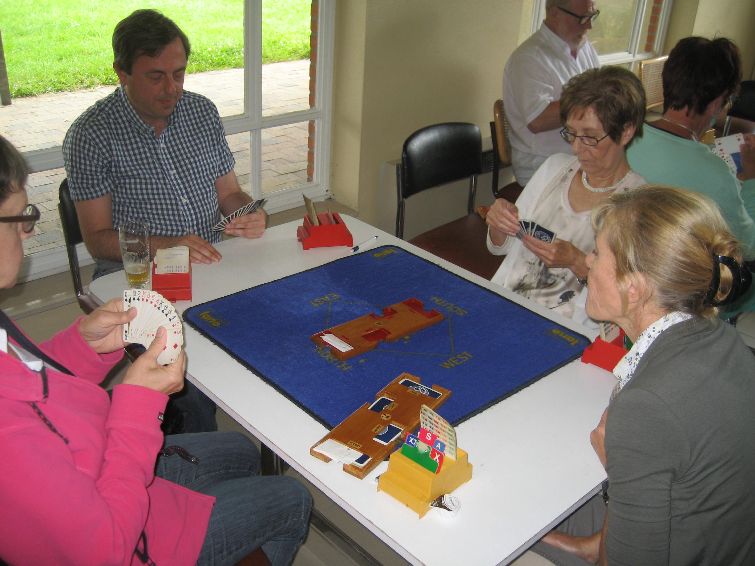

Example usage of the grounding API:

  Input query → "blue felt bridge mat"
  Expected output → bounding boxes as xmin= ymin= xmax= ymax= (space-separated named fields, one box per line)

xmin=183 ymin=246 xmax=590 ymax=428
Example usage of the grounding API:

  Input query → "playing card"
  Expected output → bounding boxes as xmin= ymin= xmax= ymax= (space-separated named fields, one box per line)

xmin=211 ymin=199 xmax=267 ymax=232
xmin=712 ymin=134 xmax=744 ymax=176
xmin=518 ymin=220 xmax=535 ymax=239
xmin=122 ymin=290 xmax=183 ymax=364
xmin=531 ymin=223 xmax=556 ymax=243
xmin=517 ymin=220 xmax=555 ymax=243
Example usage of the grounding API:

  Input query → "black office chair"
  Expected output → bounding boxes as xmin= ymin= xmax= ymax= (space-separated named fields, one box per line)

xmin=58 ymin=179 xmax=99 ymax=313
xmin=396 ymin=122 xmax=505 ymax=280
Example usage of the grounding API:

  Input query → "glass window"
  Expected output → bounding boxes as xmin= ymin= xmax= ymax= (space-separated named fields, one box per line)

xmin=4 ymin=0 xmax=334 ymax=281
xmin=531 ymin=0 xmax=669 ymax=64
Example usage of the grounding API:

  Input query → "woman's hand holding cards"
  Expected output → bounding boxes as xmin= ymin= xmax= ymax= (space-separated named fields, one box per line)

xmin=79 ymin=298 xmax=138 ymax=354
xmin=486 ymin=198 xmax=521 ymax=245
xmin=123 ymin=327 xmax=186 ymax=395
xmin=523 ymin=237 xmax=588 ymax=279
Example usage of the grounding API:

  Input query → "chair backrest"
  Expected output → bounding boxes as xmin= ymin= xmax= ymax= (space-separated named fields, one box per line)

xmin=639 ymin=55 xmax=667 ymax=111
xmin=491 ymin=99 xmax=512 ymax=166
xmin=730 ymin=80 xmax=755 ymax=121
xmin=396 ymin=122 xmax=481 ymax=238
xmin=58 ymin=179 xmax=93 ymax=311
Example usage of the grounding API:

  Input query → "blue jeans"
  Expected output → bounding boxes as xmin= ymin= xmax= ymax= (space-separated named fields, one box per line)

xmin=156 ymin=432 xmax=312 ymax=566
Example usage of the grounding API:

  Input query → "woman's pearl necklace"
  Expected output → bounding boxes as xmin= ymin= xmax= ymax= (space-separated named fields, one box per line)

xmin=581 ymin=169 xmax=631 ymax=193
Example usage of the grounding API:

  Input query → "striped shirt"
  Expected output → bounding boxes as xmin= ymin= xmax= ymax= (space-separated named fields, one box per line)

xmin=63 ymin=87 xmax=234 ymax=244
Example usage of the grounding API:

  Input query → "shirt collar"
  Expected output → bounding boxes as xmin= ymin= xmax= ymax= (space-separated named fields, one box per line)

xmin=539 ymin=23 xmax=584 ymax=59
xmin=612 ymin=311 xmax=692 ymax=396
xmin=117 ymin=86 xmax=178 ymax=136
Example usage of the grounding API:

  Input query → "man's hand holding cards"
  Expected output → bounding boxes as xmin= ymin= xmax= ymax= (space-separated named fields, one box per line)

xmin=517 ymin=219 xmax=556 ymax=243
xmin=212 ymin=199 xmax=267 ymax=238
xmin=122 ymin=290 xmax=184 ymax=365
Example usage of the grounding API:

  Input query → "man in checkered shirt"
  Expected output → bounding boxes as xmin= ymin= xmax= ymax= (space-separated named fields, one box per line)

xmin=63 ymin=9 xmax=265 ymax=279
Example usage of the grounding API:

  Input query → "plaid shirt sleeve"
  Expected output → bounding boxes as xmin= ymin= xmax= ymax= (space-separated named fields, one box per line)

xmin=63 ymin=106 xmax=118 ymax=202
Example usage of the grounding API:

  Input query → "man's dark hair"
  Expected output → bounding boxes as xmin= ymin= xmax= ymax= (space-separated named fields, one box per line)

xmin=662 ymin=37 xmax=741 ymax=115
xmin=112 ymin=9 xmax=191 ymax=74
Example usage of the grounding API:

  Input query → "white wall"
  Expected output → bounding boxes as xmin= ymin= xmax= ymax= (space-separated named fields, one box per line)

xmin=332 ymin=0 xmax=527 ymax=238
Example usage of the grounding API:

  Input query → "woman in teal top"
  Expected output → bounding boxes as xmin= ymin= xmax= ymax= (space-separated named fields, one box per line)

xmin=627 ymin=36 xmax=755 ymax=316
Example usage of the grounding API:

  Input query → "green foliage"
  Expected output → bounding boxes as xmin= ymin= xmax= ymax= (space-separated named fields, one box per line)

xmin=0 ymin=0 xmax=311 ymax=97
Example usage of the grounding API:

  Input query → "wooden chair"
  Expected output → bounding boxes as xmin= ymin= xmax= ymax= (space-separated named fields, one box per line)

xmin=490 ymin=99 xmax=523 ymax=201
xmin=639 ymin=55 xmax=668 ymax=112
xmin=397 ymin=122 xmax=504 ymax=279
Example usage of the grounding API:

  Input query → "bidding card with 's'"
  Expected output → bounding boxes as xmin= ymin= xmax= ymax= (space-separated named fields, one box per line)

xmin=122 ymin=289 xmax=184 ymax=365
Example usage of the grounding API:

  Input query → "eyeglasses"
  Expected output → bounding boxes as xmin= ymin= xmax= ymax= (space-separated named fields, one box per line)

xmin=0 ymin=204 xmax=41 ymax=233
xmin=558 ymin=6 xmax=600 ymax=25
xmin=560 ymin=128 xmax=610 ymax=147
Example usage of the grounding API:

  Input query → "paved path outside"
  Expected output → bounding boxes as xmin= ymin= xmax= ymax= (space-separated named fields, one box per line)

xmin=0 ymin=60 xmax=311 ymax=254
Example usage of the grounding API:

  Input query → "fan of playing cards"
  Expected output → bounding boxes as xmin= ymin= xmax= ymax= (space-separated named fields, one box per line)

xmin=517 ymin=219 xmax=556 ymax=243
xmin=211 ymin=199 xmax=267 ymax=232
xmin=122 ymin=290 xmax=184 ymax=365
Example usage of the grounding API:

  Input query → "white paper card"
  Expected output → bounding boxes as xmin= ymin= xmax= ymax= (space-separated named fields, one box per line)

xmin=312 ymin=439 xmax=361 ymax=464
xmin=321 ymin=333 xmax=353 ymax=352
xmin=155 ymin=246 xmax=190 ymax=274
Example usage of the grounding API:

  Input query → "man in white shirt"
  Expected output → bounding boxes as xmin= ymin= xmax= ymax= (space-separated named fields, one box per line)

xmin=503 ymin=0 xmax=600 ymax=186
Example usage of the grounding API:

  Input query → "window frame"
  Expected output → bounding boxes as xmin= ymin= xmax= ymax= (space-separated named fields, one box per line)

xmin=18 ymin=0 xmax=335 ymax=281
xmin=531 ymin=0 xmax=673 ymax=67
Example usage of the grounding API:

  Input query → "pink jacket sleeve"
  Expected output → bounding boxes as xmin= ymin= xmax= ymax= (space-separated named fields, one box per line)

xmin=38 ymin=317 xmax=123 ymax=383
xmin=0 ymin=382 xmax=168 ymax=566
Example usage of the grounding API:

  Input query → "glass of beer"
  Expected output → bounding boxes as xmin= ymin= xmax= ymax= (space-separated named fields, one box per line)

xmin=118 ymin=220 xmax=150 ymax=289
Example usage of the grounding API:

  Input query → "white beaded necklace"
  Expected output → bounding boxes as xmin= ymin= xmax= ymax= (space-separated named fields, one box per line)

xmin=581 ymin=169 xmax=631 ymax=193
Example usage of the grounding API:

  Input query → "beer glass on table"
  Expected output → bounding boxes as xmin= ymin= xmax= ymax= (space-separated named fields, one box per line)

xmin=118 ymin=220 xmax=150 ymax=289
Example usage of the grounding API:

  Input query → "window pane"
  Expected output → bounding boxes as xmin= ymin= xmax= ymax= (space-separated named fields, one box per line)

xmin=262 ymin=0 xmax=313 ymax=117
xmin=227 ymin=132 xmax=252 ymax=195
xmin=261 ymin=122 xmax=312 ymax=195
xmin=181 ymin=1 xmax=244 ymax=118
xmin=185 ymin=68 xmax=244 ymax=120
xmin=590 ymin=0 xmax=641 ymax=55
xmin=25 ymin=168 xmax=67 ymax=255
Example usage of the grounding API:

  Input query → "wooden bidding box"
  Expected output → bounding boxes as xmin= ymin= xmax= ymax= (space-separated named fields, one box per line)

xmin=297 ymin=212 xmax=353 ymax=249
xmin=311 ymin=298 xmax=444 ymax=360
xmin=378 ymin=445 xmax=472 ymax=518
xmin=310 ymin=373 xmax=450 ymax=479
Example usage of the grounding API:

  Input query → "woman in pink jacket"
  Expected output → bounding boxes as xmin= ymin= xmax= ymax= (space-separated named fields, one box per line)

xmin=0 ymin=135 xmax=311 ymax=565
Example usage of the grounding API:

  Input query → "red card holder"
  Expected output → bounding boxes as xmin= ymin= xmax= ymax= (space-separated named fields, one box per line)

xmin=581 ymin=331 xmax=627 ymax=372
xmin=297 ymin=212 xmax=353 ymax=249
xmin=151 ymin=262 xmax=192 ymax=302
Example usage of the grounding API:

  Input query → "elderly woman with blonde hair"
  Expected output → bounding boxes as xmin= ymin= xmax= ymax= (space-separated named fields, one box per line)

xmin=535 ymin=186 xmax=755 ymax=566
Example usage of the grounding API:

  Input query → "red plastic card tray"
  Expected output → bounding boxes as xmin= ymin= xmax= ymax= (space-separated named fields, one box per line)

xmin=297 ymin=212 xmax=353 ymax=249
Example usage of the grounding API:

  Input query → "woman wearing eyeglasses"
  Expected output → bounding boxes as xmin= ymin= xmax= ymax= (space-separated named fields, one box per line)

xmin=487 ymin=66 xmax=646 ymax=323
xmin=0 ymin=136 xmax=311 ymax=565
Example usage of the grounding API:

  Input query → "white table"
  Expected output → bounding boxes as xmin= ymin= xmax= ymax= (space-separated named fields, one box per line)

xmin=90 ymin=215 xmax=616 ymax=566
